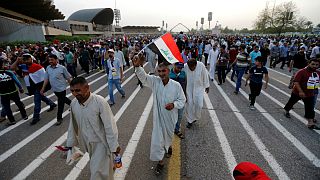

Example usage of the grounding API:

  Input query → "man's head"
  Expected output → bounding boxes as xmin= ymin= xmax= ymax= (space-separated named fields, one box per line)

xmin=70 ymin=77 xmax=90 ymax=103
xmin=185 ymin=47 xmax=191 ymax=54
xmin=254 ymin=45 xmax=259 ymax=52
xmin=48 ymin=54 xmax=58 ymax=66
xmin=22 ymin=54 xmax=33 ymax=66
xmin=239 ymin=44 xmax=246 ymax=52
xmin=299 ymin=47 xmax=305 ymax=54
xmin=233 ymin=162 xmax=271 ymax=180
xmin=220 ymin=45 xmax=226 ymax=52
xmin=108 ymin=49 xmax=115 ymax=59
xmin=174 ymin=62 xmax=184 ymax=73
xmin=254 ymin=56 xmax=263 ymax=66
xmin=308 ymin=58 xmax=320 ymax=71
xmin=157 ymin=63 xmax=170 ymax=81
xmin=187 ymin=58 xmax=197 ymax=71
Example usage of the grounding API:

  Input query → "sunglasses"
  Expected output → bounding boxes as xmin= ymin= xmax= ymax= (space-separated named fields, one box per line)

xmin=157 ymin=69 xmax=167 ymax=73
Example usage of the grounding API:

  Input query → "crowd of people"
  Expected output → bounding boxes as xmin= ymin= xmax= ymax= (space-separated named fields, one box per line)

xmin=0 ymin=32 xmax=319 ymax=179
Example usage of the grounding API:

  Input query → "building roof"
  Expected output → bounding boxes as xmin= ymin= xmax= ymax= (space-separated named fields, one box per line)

xmin=0 ymin=0 xmax=64 ymax=22
xmin=122 ymin=26 xmax=160 ymax=29
xmin=68 ymin=8 xmax=113 ymax=25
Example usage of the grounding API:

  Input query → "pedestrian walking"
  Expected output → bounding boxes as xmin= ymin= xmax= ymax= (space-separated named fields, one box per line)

xmin=0 ymin=59 xmax=27 ymax=126
xmin=184 ymin=58 xmax=210 ymax=128
xmin=233 ymin=44 xmax=251 ymax=94
xmin=41 ymin=54 xmax=72 ymax=126
xmin=133 ymin=54 xmax=186 ymax=175
xmin=105 ymin=49 xmax=125 ymax=106
xmin=284 ymin=58 xmax=320 ymax=130
xmin=245 ymin=57 xmax=269 ymax=110
xmin=216 ymin=45 xmax=230 ymax=85
xmin=66 ymin=77 xmax=121 ymax=180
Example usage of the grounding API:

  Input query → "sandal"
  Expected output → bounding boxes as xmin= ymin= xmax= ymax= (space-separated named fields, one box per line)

xmin=175 ymin=131 xmax=185 ymax=139
xmin=307 ymin=125 xmax=320 ymax=130
xmin=154 ymin=163 xmax=164 ymax=175
xmin=166 ymin=146 xmax=172 ymax=158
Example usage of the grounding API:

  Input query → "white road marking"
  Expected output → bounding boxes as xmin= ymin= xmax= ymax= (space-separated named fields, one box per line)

xmin=203 ymin=93 xmax=237 ymax=176
xmin=268 ymin=68 xmax=291 ymax=78
xmin=113 ymin=96 xmax=153 ymax=180
xmin=227 ymin=77 xmax=320 ymax=167
xmin=214 ymin=80 xmax=290 ymax=179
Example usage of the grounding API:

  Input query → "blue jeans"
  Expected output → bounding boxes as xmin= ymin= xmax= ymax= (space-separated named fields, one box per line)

xmin=108 ymin=79 xmax=125 ymax=104
xmin=235 ymin=66 xmax=246 ymax=92
xmin=175 ymin=107 xmax=184 ymax=132
xmin=33 ymin=89 xmax=55 ymax=120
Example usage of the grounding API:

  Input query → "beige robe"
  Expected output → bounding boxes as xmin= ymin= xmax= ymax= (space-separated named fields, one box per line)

xmin=67 ymin=93 xmax=119 ymax=180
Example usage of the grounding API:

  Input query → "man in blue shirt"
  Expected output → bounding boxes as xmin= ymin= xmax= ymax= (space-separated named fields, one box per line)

xmin=169 ymin=62 xmax=186 ymax=139
xmin=249 ymin=45 xmax=261 ymax=65
xmin=273 ymin=42 xmax=289 ymax=69
xmin=106 ymin=49 xmax=125 ymax=106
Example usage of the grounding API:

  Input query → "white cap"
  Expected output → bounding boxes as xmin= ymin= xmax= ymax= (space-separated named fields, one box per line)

xmin=108 ymin=49 xmax=115 ymax=53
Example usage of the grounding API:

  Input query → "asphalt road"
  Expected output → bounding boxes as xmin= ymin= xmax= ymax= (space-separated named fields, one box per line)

xmin=0 ymin=63 xmax=319 ymax=180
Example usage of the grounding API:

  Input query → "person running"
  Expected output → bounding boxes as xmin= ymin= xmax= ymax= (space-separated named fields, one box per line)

xmin=284 ymin=58 xmax=320 ymax=130
xmin=41 ymin=54 xmax=72 ymax=126
xmin=105 ymin=49 xmax=125 ymax=106
xmin=245 ymin=57 xmax=269 ymax=110
xmin=133 ymin=54 xmax=186 ymax=175
xmin=0 ymin=59 xmax=28 ymax=126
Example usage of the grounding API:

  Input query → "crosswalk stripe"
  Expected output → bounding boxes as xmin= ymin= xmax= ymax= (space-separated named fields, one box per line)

xmin=268 ymin=68 xmax=291 ymax=78
xmin=213 ymin=80 xmax=290 ymax=179
xmin=113 ymin=96 xmax=153 ymax=180
xmin=227 ymin=77 xmax=320 ymax=167
xmin=203 ymin=93 xmax=237 ymax=176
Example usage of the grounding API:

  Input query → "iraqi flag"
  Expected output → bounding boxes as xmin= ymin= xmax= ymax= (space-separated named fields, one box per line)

xmin=147 ymin=33 xmax=183 ymax=64
xmin=28 ymin=63 xmax=46 ymax=84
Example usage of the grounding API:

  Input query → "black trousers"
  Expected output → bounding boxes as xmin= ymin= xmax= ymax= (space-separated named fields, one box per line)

xmin=284 ymin=93 xmax=315 ymax=119
xmin=54 ymin=90 xmax=71 ymax=120
xmin=1 ymin=92 xmax=27 ymax=122
xmin=204 ymin=53 xmax=209 ymax=66
xmin=249 ymin=82 xmax=262 ymax=106
xmin=217 ymin=66 xmax=227 ymax=84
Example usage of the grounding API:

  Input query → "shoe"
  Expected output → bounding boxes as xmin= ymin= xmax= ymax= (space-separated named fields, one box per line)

xmin=6 ymin=121 xmax=16 ymax=126
xmin=55 ymin=119 xmax=63 ymax=126
xmin=284 ymin=112 xmax=291 ymax=118
xmin=218 ymin=83 xmax=222 ymax=85
xmin=307 ymin=125 xmax=320 ymax=130
xmin=121 ymin=95 xmax=125 ymax=99
xmin=30 ymin=118 xmax=40 ymax=125
xmin=231 ymin=79 xmax=235 ymax=82
xmin=186 ymin=122 xmax=192 ymax=129
xmin=109 ymin=103 xmax=115 ymax=106
xmin=233 ymin=91 xmax=238 ymax=95
xmin=22 ymin=115 xmax=28 ymax=120
xmin=47 ymin=104 xmax=57 ymax=112
xmin=174 ymin=131 xmax=185 ymax=139
xmin=249 ymin=105 xmax=255 ymax=110
xmin=139 ymin=83 xmax=143 ymax=88
xmin=0 ymin=116 xmax=6 ymax=122
xmin=211 ymin=79 xmax=214 ymax=81
xmin=154 ymin=163 xmax=164 ymax=175
xmin=166 ymin=146 xmax=172 ymax=158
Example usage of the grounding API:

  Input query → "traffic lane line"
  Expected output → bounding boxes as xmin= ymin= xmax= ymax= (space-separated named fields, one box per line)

xmin=213 ymin=80 xmax=290 ymax=179
xmin=227 ymin=77 xmax=320 ymax=168
xmin=167 ymin=136 xmax=181 ymax=180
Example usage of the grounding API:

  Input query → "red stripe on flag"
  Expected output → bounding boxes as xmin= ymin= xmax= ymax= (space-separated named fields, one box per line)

xmin=161 ymin=33 xmax=183 ymax=63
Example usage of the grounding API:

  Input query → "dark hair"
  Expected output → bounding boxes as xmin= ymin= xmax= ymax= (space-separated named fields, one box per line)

xmin=157 ymin=62 xmax=169 ymax=70
xmin=309 ymin=58 xmax=320 ymax=64
xmin=48 ymin=54 xmax=58 ymax=59
xmin=70 ymin=77 xmax=87 ymax=86
xmin=255 ymin=56 xmax=263 ymax=63
xmin=239 ymin=44 xmax=246 ymax=50
xmin=221 ymin=45 xmax=226 ymax=49
xmin=0 ymin=59 xmax=3 ymax=68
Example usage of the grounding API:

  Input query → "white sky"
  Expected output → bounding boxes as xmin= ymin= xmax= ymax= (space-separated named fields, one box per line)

xmin=54 ymin=0 xmax=320 ymax=31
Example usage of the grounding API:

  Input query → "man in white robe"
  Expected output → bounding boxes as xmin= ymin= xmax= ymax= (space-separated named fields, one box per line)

xmin=208 ymin=45 xmax=219 ymax=81
xmin=184 ymin=58 xmax=210 ymax=128
xmin=66 ymin=77 xmax=120 ymax=180
xmin=133 ymin=55 xmax=186 ymax=175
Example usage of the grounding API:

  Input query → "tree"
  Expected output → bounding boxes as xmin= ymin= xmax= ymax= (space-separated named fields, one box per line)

xmin=254 ymin=1 xmax=310 ymax=35
xmin=317 ymin=24 xmax=320 ymax=28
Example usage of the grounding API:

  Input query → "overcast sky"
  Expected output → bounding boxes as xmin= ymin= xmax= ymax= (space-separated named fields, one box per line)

xmin=54 ymin=0 xmax=320 ymax=31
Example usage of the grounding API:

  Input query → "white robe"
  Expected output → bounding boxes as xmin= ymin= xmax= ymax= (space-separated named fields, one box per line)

xmin=135 ymin=67 xmax=186 ymax=161
xmin=208 ymin=49 xmax=219 ymax=80
xmin=184 ymin=62 xmax=210 ymax=123
xmin=67 ymin=93 xmax=119 ymax=180
xmin=145 ymin=48 xmax=158 ymax=74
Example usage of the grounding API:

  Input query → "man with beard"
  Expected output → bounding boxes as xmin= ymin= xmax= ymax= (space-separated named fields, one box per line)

xmin=133 ymin=54 xmax=186 ymax=175
xmin=284 ymin=58 xmax=320 ymax=130
xmin=66 ymin=77 xmax=120 ymax=180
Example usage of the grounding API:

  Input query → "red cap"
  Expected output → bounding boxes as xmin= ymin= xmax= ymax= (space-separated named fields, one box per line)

xmin=233 ymin=162 xmax=271 ymax=180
